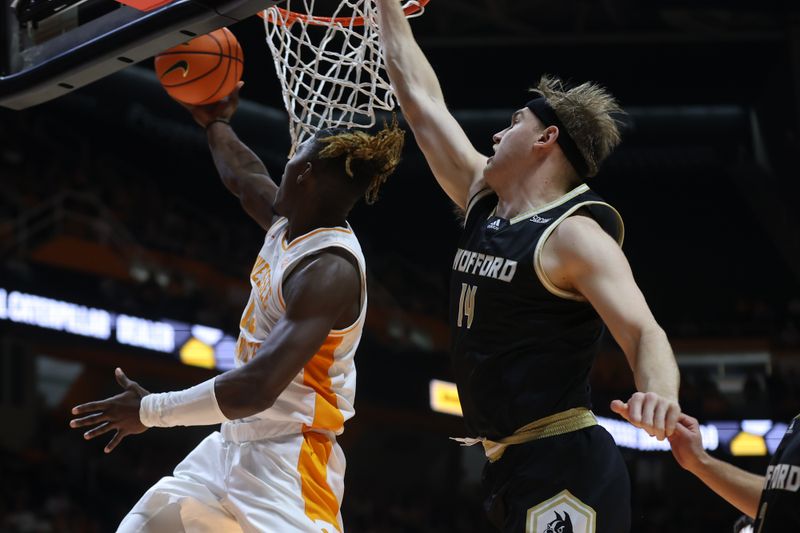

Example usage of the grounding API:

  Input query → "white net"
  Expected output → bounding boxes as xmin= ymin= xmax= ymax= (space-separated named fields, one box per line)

xmin=263 ymin=0 xmax=425 ymax=155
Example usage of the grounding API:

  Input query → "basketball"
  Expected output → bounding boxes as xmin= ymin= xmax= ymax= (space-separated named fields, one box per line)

xmin=155 ymin=27 xmax=243 ymax=106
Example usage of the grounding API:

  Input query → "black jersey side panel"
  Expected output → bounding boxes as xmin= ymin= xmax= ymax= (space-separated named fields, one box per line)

xmin=754 ymin=415 xmax=800 ymax=531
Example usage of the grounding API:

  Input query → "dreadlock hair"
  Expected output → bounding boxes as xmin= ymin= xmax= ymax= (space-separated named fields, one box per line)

xmin=532 ymin=75 xmax=624 ymax=177
xmin=313 ymin=117 xmax=405 ymax=205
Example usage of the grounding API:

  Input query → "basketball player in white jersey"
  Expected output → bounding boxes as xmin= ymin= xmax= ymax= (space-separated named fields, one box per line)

xmin=69 ymin=82 xmax=404 ymax=532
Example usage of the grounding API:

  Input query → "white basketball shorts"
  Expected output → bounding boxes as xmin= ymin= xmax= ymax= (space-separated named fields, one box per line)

xmin=117 ymin=427 xmax=345 ymax=533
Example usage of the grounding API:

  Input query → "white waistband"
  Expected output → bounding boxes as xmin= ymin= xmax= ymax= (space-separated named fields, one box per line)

xmin=220 ymin=418 xmax=304 ymax=443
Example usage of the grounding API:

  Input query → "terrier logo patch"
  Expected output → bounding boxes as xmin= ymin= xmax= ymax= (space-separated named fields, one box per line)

xmin=526 ymin=490 xmax=595 ymax=533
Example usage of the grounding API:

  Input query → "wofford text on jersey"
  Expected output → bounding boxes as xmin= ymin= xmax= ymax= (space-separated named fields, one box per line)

xmin=452 ymin=248 xmax=518 ymax=282
xmin=763 ymin=463 xmax=800 ymax=492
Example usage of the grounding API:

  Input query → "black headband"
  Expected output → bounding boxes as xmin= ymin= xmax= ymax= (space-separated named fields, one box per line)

xmin=526 ymin=97 xmax=589 ymax=177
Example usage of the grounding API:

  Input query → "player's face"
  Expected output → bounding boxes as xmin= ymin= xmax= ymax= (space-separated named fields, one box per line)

xmin=485 ymin=108 xmax=541 ymax=184
xmin=273 ymin=140 xmax=316 ymax=216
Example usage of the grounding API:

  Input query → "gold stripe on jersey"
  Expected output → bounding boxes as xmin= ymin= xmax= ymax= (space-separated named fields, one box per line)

xmin=533 ymin=200 xmax=624 ymax=302
xmin=507 ymin=183 xmax=590 ymax=225
xmin=465 ymin=188 xmax=495 ymax=220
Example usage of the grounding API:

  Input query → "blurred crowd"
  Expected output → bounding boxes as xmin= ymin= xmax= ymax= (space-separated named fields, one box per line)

xmin=3 ymin=106 xmax=800 ymax=345
xmin=0 ymin=109 xmax=260 ymax=279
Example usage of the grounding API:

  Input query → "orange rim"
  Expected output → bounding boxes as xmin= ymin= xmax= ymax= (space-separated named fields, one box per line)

xmin=261 ymin=0 xmax=429 ymax=27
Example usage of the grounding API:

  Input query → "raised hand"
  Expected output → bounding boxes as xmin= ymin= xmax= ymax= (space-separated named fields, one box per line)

xmin=69 ymin=368 xmax=150 ymax=453
xmin=610 ymin=391 xmax=681 ymax=440
xmin=181 ymin=80 xmax=244 ymax=128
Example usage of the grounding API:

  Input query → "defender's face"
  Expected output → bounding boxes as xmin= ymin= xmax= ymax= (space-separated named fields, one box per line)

xmin=484 ymin=108 xmax=542 ymax=183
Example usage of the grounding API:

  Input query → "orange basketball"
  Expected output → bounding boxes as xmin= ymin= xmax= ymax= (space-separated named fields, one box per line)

xmin=155 ymin=27 xmax=243 ymax=106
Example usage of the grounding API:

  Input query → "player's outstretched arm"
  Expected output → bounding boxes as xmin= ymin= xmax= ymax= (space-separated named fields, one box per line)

xmin=69 ymin=251 xmax=359 ymax=452
xmin=541 ymin=215 xmax=680 ymax=439
xmin=669 ymin=414 xmax=763 ymax=518
xmin=183 ymin=81 xmax=278 ymax=231
xmin=375 ymin=0 xmax=487 ymax=210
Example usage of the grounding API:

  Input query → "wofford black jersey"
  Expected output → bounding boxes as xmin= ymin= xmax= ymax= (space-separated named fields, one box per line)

xmin=754 ymin=414 xmax=800 ymax=531
xmin=450 ymin=184 xmax=624 ymax=440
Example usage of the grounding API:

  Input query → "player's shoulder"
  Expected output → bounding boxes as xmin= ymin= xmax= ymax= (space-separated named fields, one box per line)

xmin=289 ymin=248 xmax=359 ymax=295
xmin=552 ymin=212 xmax=607 ymax=240
xmin=547 ymin=213 xmax=621 ymax=266
xmin=292 ymin=249 xmax=359 ymax=285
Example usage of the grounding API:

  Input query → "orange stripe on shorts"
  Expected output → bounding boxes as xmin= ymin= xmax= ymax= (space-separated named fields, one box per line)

xmin=298 ymin=431 xmax=341 ymax=532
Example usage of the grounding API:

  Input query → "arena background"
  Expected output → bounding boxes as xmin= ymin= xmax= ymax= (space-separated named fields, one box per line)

xmin=2 ymin=1 xmax=800 ymax=531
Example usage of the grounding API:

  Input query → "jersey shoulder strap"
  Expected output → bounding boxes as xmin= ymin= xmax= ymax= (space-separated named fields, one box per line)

xmin=464 ymin=188 xmax=497 ymax=228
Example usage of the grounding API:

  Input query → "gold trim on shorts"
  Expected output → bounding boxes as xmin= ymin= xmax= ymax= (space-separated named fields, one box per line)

xmin=452 ymin=407 xmax=598 ymax=463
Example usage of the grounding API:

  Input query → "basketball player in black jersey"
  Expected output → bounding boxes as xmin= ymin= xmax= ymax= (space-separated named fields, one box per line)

xmin=377 ymin=2 xmax=682 ymax=532
xmin=669 ymin=413 xmax=800 ymax=531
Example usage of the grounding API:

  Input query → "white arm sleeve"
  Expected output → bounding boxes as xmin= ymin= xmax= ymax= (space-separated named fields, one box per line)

xmin=139 ymin=377 xmax=229 ymax=428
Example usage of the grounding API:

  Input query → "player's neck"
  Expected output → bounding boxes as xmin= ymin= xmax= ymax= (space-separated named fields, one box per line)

xmin=493 ymin=160 xmax=577 ymax=220
xmin=285 ymin=209 xmax=348 ymax=242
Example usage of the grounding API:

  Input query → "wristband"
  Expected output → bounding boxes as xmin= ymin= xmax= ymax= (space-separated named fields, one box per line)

xmin=139 ymin=377 xmax=229 ymax=428
xmin=205 ymin=118 xmax=231 ymax=129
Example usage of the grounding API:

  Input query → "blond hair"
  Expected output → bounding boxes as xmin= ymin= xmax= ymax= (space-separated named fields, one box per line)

xmin=532 ymin=75 xmax=623 ymax=177
xmin=315 ymin=118 xmax=405 ymax=204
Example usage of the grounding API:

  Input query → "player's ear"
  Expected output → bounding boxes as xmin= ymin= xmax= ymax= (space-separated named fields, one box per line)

xmin=297 ymin=162 xmax=313 ymax=183
xmin=537 ymin=125 xmax=559 ymax=146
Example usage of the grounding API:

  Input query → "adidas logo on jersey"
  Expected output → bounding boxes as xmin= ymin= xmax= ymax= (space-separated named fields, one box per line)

xmin=529 ymin=214 xmax=552 ymax=224
xmin=486 ymin=218 xmax=503 ymax=231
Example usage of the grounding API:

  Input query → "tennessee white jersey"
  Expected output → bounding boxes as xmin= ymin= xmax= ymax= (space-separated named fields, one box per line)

xmin=120 ymin=219 xmax=365 ymax=533
xmin=231 ymin=217 xmax=366 ymax=436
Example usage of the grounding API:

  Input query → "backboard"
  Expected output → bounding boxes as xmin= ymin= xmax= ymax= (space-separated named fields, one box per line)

xmin=1 ymin=0 xmax=280 ymax=109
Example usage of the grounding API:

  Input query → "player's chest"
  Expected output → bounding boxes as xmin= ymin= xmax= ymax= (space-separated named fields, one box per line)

xmin=453 ymin=222 xmax=545 ymax=284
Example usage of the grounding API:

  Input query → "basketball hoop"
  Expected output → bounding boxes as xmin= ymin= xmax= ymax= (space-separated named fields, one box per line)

xmin=262 ymin=0 xmax=430 ymax=155
xmin=264 ymin=0 xmax=428 ymax=27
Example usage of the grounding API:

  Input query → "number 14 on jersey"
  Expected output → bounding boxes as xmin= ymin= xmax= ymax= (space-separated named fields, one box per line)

xmin=457 ymin=283 xmax=477 ymax=329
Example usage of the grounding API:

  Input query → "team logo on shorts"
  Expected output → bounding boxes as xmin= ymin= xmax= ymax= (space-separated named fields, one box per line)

xmin=544 ymin=511 xmax=573 ymax=532
xmin=526 ymin=490 xmax=596 ymax=533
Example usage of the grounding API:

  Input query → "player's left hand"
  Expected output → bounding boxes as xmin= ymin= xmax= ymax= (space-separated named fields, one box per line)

xmin=69 ymin=368 xmax=150 ymax=453
xmin=610 ymin=391 xmax=681 ymax=441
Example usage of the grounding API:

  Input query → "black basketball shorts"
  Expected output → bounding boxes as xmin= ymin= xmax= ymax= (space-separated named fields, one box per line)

xmin=481 ymin=425 xmax=631 ymax=533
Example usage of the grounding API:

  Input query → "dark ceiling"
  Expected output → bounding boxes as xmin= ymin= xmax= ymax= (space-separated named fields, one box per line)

xmin=223 ymin=1 xmax=797 ymax=111
xmin=4 ymin=1 xmax=800 ymax=304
